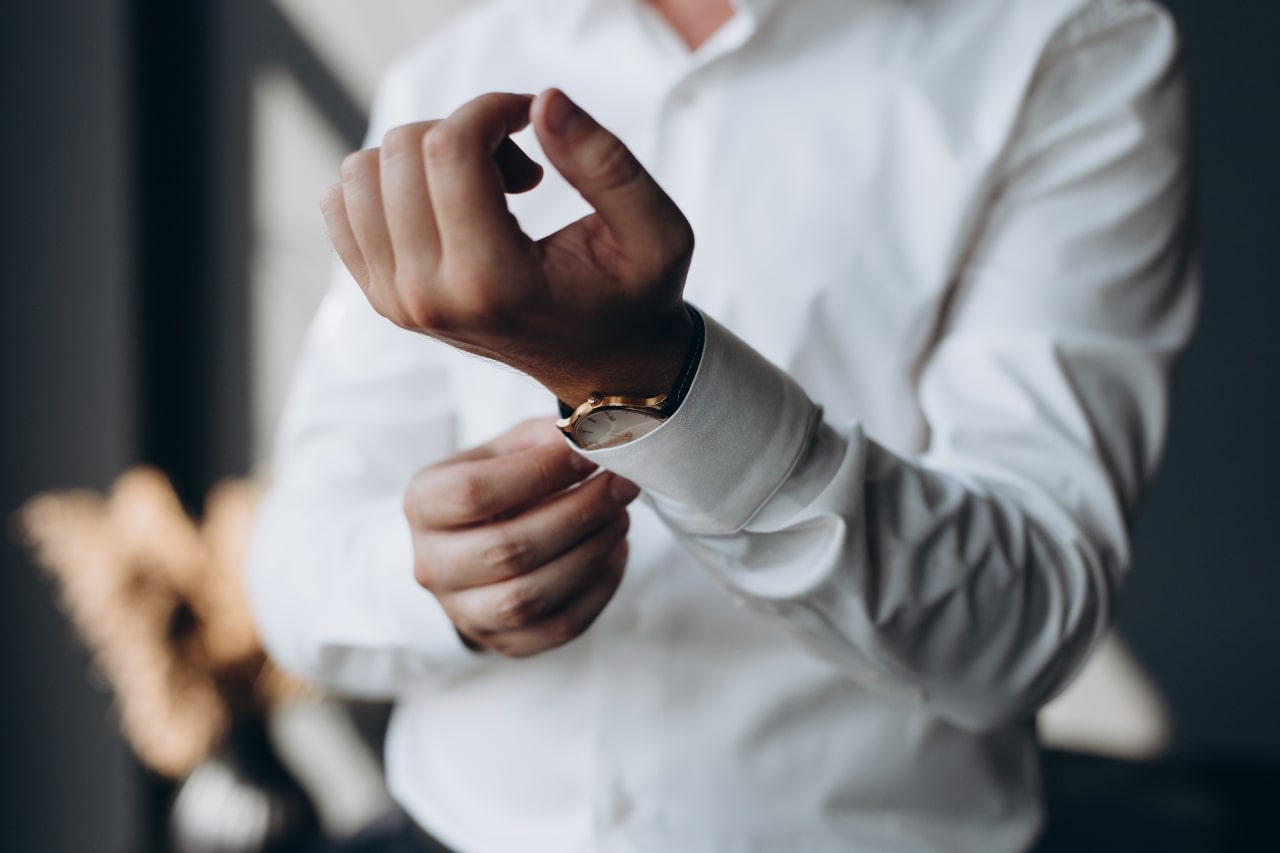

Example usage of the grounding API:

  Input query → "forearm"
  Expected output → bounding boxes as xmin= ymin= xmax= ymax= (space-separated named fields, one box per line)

xmin=579 ymin=0 xmax=1193 ymax=729
xmin=585 ymin=317 xmax=1129 ymax=730
xmin=674 ymin=419 xmax=1121 ymax=731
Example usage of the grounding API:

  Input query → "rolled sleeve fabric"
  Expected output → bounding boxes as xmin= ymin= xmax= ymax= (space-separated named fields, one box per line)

xmin=578 ymin=0 xmax=1195 ymax=732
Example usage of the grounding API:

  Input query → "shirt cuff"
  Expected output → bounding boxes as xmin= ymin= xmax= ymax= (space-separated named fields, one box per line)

xmin=581 ymin=312 xmax=821 ymax=535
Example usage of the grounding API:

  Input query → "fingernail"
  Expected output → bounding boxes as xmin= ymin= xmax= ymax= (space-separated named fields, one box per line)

xmin=609 ymin=475 xmax=642 ymax=505
xmin=544 ymin=90 xmax=583 ymax=136
xmin=568 ymin=452 xmax=598 ymax=475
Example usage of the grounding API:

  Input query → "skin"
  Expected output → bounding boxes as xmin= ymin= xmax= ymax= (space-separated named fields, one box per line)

xmin=402 ymin=418 xmax=641 ymax=657
xmin=321 ymin=2 xmax=734 ymax=657
xmin=323 ymin=89 xmax=696 ymax=407
xmin=652 ymin=0 xmax=736 ymax=49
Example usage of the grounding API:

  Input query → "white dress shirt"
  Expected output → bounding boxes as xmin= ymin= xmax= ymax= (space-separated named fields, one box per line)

xmin=248 ymin=0 xmax=1196 ymax=850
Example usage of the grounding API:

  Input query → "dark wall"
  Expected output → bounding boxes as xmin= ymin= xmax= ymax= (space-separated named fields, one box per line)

xmin=1118 ymin=0 xmax=1280 ymax=761
xmin=0 ymin=2 xmax=1277 ymax=851
xmin=0 ymin=3 xmax=358 ymax=849
xmin=0 ymin=3 xmax=139 ymax=852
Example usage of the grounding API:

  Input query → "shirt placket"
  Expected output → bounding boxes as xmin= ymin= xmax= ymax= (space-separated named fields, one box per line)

xmin=585 ymin=9 xmax=760 ymax=848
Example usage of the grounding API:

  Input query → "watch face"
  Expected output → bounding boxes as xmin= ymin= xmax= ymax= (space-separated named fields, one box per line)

xmin=574 ymin=407 xmax=664 ymax=450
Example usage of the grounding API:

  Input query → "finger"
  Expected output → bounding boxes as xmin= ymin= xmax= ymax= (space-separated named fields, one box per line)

xmin=531 ymin=88 xmax=683 ymax=252
xmin=455 ymin=523 xmax=630 ymax=655
xmin=340 ymin=148 xmax=396 ymax=287
xmin=406 ymin=435 xmax=601 ymax=529
xmin=380 ymin=122 xmax=442 ymax=273
xmin=423 ymin=92 xmax=535 ymax=262
xmin=488 ymin=539 xmax=630 ymax=658
xmin=447 ymin=417 xmax=566 ymax=466
xmin=430 ymin=471 xmax=639 ymax=589
xmin=319 ymin=182 xmax=371 ymax=290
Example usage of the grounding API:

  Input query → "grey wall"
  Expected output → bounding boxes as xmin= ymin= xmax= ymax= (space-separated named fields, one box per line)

xmin=0 ymin=3 xmax=359 ymax=849
xmin=0 ymin=2 xmax=140 ymax=851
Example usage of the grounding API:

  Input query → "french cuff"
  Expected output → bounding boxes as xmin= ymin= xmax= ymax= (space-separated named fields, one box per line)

xmin=581 ymin=313 xmax=820 ymax=535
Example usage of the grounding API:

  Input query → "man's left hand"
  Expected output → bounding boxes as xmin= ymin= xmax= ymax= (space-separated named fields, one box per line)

xmin=320 ymin=89 xmax=696 ymax=406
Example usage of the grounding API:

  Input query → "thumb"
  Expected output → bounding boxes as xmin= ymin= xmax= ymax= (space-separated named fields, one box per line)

xmin=531 ymin=88 xmax=683 ymax=250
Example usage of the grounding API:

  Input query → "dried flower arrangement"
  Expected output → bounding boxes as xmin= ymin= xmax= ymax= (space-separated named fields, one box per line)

xmin=18 ymin=467 xmax=306 ymax=778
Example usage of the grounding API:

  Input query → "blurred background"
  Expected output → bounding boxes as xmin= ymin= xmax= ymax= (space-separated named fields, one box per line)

xmin=1 ymin=1 xmax=1277 ymax=850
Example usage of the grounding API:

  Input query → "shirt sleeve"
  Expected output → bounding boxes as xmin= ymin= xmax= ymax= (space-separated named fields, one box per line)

xmin=247 ymin=67 xmax=478 ymax=698
xmin=582 ymin=0 xmax=1197 ymax=732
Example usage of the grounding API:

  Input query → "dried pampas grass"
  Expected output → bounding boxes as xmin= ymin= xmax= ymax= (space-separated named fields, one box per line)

xmin=18 ymin=468 xmax=308 ymax=778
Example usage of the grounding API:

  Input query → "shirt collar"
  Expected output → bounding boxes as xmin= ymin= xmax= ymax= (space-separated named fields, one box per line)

xmin=558 ymin=0 xmax=783 ymax=37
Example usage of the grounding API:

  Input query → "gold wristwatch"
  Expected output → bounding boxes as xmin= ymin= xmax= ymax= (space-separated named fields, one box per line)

xmin=556 ymin=306 xmax=705 ymax=451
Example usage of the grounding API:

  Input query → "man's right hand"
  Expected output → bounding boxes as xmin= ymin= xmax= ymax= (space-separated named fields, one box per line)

xmin=403 ymin=418 xmax=639 ymax=658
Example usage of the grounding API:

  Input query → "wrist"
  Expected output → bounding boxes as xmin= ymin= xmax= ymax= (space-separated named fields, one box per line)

xmin=554 ymin=306 xmax=705 ymax=450
xmin=548 ymin=303 xmax=697 ymax=406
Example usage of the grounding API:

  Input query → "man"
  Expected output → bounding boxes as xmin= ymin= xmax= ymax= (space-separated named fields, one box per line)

xmin=249 ymin=0 xmax=1196 ymax=850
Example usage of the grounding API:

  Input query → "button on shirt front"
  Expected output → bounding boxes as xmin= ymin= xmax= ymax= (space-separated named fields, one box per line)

xmin=248 ymin=0 xmax=1196 ymax=850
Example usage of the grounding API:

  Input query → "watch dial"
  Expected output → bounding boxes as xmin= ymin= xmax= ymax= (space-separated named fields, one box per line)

xmin=575 ymin=408 xmax=664 ymax=450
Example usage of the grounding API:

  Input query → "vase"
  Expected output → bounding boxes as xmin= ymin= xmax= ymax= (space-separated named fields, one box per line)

xmin=169 ymin=716 xmax=320 ymax=853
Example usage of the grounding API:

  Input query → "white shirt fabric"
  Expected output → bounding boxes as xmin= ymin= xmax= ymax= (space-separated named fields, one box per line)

xmin=248 ymin=0 xmax=1196 ymax=850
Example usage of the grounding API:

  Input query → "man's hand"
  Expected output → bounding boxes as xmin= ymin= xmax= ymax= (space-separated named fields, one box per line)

xmin=404 ymin=419 xmax=640 ymax=658
xmin=320 ymin=89 xmax=695 ymax=406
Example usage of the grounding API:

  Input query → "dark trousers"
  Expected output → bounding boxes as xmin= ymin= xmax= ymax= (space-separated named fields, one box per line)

xmin=326 ymin=811 xmax=456 ymax=853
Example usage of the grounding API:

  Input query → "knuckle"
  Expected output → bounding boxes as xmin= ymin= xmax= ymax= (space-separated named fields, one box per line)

xmin=448 ymin=470 xmax=493 ymax=519
xmin=422 ymin=122 xmax=465 ymax=166
xmin=444 ymin=264 xmax=506 ymax=320
xmin=403 ymin=472 xmax=434 ymax=525
xmin=546 ymin=613 xmax=584 ymax=647
xmin=592 ymin=540 xmax=628 ymax=589
xmin=457 ymin=284 xmax=502 ymax=322
xmin=608 ymin=541 xmax=630 ymax=578
xmin=454 ymin=614 xmax=491 ymax=646
xmin=319 ymin=183 xmax=344 ymax=216
xmin=460 ymin=468 xmax=499 ymax=514
xmin=459 ymin=612 xmax=492 ymax=638
xmin=340 ymin=148 xmax=376 ymax=183
xmin=585 ymin=139 xmax=643 ymax=193
xmin=402 ymin=483 xmax=420 ymax=524
xmin=412 ymin=557 xmax=436 ymax=590
xmin=393 ymin=262 xmax=429 ymax=294
xmin=495 ymin=585 xmax=546 ymax=630
xmin=490 ymin=636 xmax=531 ymax=659
xmin=381 ymin=124 xmax=423 ymax=159
xmin=527 ymin=447 xmax=562 ymax=494
xmin=610 ymin=510 xmax=632 ymax=540
xmin=481 ymin=534 xmax=532 ymax=578
xmin=573 ymin=497 xmax=604 ymax=533
xmin=399 ymin=289 xmax=444 ymax=332
xmin=668 ymin=217 xmax=695 ymax=259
